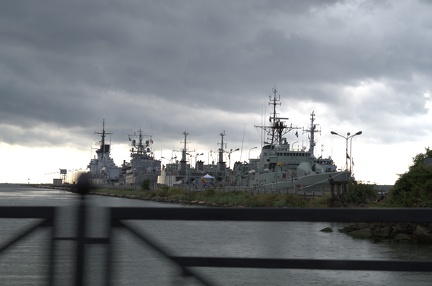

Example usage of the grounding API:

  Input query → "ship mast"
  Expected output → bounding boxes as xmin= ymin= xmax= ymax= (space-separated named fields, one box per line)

xmin=94 ymin=119 xmax=112 ymax=159
xmin=181 ymin=131 xmax=188 ymax=162
xmin=137 ymin=129 xmax=144 ymax=155
xmin=179 ymin=131 xmax=189 ymax=172
xmin=217 ymin=131 xmax=226 ymax=171
xmin=309 ymin=112 xmax=316 ymax=156
xmin=303 ymin=111 xmax=319 ymax=157
xmin=269 ymin=87 xmax=281 ymax=144
xmin=255 ymin=87 xmax=290 ymax=145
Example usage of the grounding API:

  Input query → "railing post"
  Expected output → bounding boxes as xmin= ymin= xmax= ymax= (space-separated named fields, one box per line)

xmin=47 ymin=216 xmax=56 ymax=286
xmin=75 ymin=173 xmax=91 ymax=286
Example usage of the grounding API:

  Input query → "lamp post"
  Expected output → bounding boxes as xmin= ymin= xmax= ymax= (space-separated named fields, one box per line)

xmin=248 ymin=147 xmax=257 ymax=160
xmin=194 ymin=152 xmax=204 ymax=168
xmin=330 ymin=130 xmax=362 ymax=172
xmin=228 ymin=148 xmax=239 ymax=169
xmin=349 ymin=131 xmax=362 ymax=174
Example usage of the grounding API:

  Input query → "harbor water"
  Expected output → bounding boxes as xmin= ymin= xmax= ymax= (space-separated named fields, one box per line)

xmin=0 ymin=184 xmax=431 ymax=285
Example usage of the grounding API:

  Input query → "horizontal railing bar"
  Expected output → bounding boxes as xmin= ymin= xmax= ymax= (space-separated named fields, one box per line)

xmin=171 ymin=257 xmax=432 ymax=272
xmin=110 ymin=207 xmax=432 ymax=223
xmin=119 ymin=220 xmax=216 ymax=286
xmin=55 ymin=237 xmax=110 ymax=244
xmin=0 ymin=206 xmax=55 ymax=219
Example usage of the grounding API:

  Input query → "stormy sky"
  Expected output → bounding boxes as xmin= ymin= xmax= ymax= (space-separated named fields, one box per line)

xmin=1 ymin=0 xmax=431 ymax=184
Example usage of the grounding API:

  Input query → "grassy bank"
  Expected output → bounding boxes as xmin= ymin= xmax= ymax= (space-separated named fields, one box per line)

xmin=90 ymin=186 xmax=331 ymax=208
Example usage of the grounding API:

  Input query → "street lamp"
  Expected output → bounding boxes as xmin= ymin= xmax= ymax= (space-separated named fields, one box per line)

xmin=194 ymin=152 xmax=204 ymax=167
xmin=349 ymin=131 xmax=362 ymax=174
xmin=330 ymin=130 xmax=362 ymax=172
xmin=248 ymin=147 xmax=258 ymax=160
xmin=228 ymin=148 xmax=239 ymax=169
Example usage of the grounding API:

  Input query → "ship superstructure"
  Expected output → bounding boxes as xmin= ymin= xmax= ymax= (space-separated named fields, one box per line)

xmin=87 ymin=120 xmax=122 ymax=184
xmin=123 ymin=129 xmax=161 ymax=186
xmin=232 ymin=87 xmax=349 ymax=191
xmin=157 ymin=131 xmax=226 ymax=187
xmin=158 ymin=131 xmax=193 ymax=186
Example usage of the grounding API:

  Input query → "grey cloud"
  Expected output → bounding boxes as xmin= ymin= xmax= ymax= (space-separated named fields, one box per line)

xmin=1 ymin=0 xmax=432 ymax=151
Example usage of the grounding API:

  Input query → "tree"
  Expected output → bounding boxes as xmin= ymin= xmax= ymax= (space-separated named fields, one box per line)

xmin=387 ymin=148 xmax=432 ymax=207
xmin=345 ymin=181 xmax=376 ymax=206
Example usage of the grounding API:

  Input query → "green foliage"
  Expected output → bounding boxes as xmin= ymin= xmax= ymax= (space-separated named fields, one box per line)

xmin=382 ymin=148 xmax=432 ymax=207
xmin=140 ymin=179 xmax=151 ymax=191
xmin=307 ymin=194 xmax=332 ymax=208
xmin=156 ymin=186 xmax=172 ymax=197
xmin=273 ymin=195 xmax=308 ymax=208
xmin=159 ymin=185 xmax=170 ymax=192
xmin=250 ymin=193 xmax=280 ymax=207
xmin=92 ymin=186 xmax=334 ymax=208
xmin=203 ymin=188 xmax=216 ymax=197
xmin=344 ymin=181 xmax=376 ymax=205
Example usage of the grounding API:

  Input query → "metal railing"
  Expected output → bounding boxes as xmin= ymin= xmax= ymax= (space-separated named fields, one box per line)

xmin=108 ymin=207 xmax=432 ymax=284
xmin=0 ymin=206 xmax=56 ymax=286
xmin=0 ymin=176 xmax=431 ymax=285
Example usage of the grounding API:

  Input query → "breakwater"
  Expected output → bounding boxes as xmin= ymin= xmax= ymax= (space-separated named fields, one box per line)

xmin=340 ymin=222 xmax=432 ymax=244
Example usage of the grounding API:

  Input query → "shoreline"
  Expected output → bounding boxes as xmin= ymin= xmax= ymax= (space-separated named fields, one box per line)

xmin=29 ymin=184 xmax=432 ymax=244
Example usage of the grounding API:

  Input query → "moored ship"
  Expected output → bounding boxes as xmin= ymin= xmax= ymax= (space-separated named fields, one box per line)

xmin=231 ymin=87 xmax=350 ymax=192
xmin=87 ymin=120 xmax=122 ymax=185
xmin=123 ymin=129 xmax=161 ymax=186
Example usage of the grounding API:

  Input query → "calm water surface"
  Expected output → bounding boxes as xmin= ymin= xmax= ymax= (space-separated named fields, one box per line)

xmin=0 ymin=184 xmax=431 ymax=285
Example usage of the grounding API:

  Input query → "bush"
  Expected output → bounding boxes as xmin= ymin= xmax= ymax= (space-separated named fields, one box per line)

xmin=382 ymin=148 xmax=432 ymax=207
xmin=203 ymin=188 xmax=216 ymax=197
xmin=345 ymin=181 xmax=376 ymax=205
xmin=141 ymin=179 xmax=151 ymax=191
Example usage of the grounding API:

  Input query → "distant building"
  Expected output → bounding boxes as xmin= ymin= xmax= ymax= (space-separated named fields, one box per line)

xmin=53 ymin=179 xmax=63 ymax=186
xmin=373 ymin=185 xmax=393 ymax=195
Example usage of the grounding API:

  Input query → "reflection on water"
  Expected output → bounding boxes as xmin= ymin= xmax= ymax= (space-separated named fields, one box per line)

xmin=0 ymin=184 xmax=431 ymax=285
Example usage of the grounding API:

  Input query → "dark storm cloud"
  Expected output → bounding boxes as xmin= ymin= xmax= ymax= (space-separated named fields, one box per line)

xmin=1 ymin=0 xmax=432 ymax=150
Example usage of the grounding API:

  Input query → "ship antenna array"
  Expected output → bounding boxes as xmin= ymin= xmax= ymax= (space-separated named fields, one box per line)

xmin=255 ymin=87 xmax=296 ymax=145
xmin=302 ymin=111 xmax=322 ymax=156
xmin=128 ymin=129 xmax=153 ymax=155
xmin=217 ymin=131 xmax=227 ymax=163
xmin=94 ymin=119 xmax=112 ymax=159
xmin=179 ymin=131 xmax=190 ymax=163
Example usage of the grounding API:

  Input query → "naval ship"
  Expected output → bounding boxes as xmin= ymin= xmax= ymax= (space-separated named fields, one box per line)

xmin=123 ymin=129 xmax=161 ymax=186
xmin=87 ymin=120 xmax=122 ymax=185
xmin=231 ymin=87 xmax=350 ymax=192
